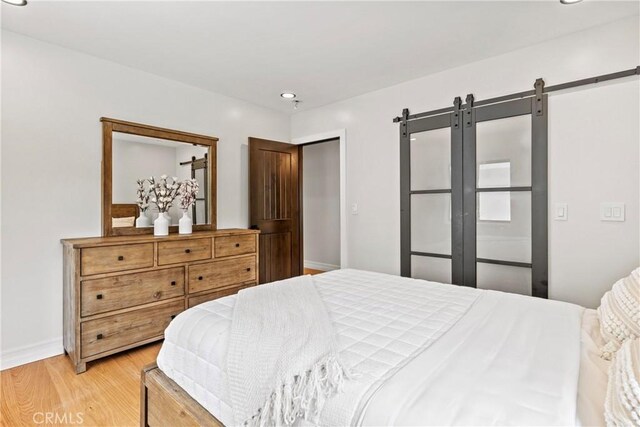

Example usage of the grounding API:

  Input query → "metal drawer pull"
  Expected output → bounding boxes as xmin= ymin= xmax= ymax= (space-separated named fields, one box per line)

xmin=171 ymin=281 xmax=176 ymax=286
xmin=96 ymin=294 xmax=103 ymax=300
xmin=153 ymin=292 xmax=161 ymax=299
xmin=96 ymin=334 xmax=103 ymax=340
xmin=185 ymin=249 xmax=191 ymax=254
xmin=198 ymin=276 xmax=203 ymax=281
xmin=235 ymin=243 xmax=240 ymax=247
xmin=246 ymin=268 xmax=251 ymax=272
xmin=117 ymin=256 xmax=124 ymax=261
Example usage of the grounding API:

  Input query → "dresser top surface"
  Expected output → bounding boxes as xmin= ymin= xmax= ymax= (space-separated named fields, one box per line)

xmin=61 ymin=228 xmax=259 ymax=248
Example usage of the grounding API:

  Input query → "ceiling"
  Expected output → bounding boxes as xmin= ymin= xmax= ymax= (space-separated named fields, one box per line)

xmin=2 ymin=1 xmax=638 ymax=114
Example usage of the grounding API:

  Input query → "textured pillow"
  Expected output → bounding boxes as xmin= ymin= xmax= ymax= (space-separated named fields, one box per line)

xmin=604 ymin=337 xmax=640 ymax=426
xmin=598 ymin=268 xmax=640 ymax=360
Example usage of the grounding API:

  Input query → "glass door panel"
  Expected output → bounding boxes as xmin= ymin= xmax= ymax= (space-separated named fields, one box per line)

xmin=412 ymin=255 xmax=452 ymax=284
xmin=477 ymin=263 xmax=531 ymax=296
xmin=410 ymin=128 xmax=451 ymax=191
xmin=411 ymin=193 xmax=451 ymax=255
xmin=476 ymin=191 xmax=531 ymax=263
xmin=476 ymin=114 xmax=532 ymax=188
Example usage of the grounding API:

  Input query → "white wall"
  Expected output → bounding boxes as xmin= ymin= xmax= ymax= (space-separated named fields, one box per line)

xmin=303 ymin=140 xmax=340 ymax=270
xmin=291 ymin=16 xmax=640 ymax=308
xmin=0 ymin=30 xmax=289 ymax=368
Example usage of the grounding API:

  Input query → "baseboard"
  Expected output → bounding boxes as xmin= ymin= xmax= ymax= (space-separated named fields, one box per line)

xmin=0 ymin=337 xmax=64 ymax=371
xmin=304 ymin=260 xmax=340 ymax=272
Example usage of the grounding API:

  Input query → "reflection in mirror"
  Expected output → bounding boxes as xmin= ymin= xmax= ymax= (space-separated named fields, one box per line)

xmin=111 ymin=132 xmax=209 ymax=228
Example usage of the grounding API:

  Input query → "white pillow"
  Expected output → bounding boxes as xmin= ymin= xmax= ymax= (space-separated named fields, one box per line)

xmin=598 ymin=268 xmax=640 ymax=360
xmin=604 ymin=337 xmax=640 ymax=427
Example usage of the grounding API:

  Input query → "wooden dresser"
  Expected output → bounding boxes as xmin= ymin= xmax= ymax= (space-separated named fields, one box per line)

xmin=61 ymin=229 xmax=259 ymax=373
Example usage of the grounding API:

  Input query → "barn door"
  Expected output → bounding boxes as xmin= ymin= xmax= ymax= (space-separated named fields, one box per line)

xmin=249 ymin=138 xmax=302 ymax=283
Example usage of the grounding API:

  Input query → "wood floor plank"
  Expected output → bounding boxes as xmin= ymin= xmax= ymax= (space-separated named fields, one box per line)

xmin=1 ymin=343 xmax=161 ymax=427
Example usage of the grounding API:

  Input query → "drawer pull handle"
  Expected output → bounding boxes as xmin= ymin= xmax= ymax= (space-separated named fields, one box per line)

xmin=185 ymin=249 xmax=191 ymax=254
xmin=171 ymin=281 xmax=176 ymax=286
xmin=117 ymin=256 xmax=124 ymax=261
xmin=198 ymin=276 xmax=204 ymax=281
xmin=153 ymin=292 xmax=161 ymax=299
xmin=96 ymin=334 xmax=103 ymax=340
xmin=246 ymin=268 xmax=251 ymax=272
xmin=96 ymin=294 xmax=103 ymax=300
xmin=235 ymin=243 xmax=240 ymax=247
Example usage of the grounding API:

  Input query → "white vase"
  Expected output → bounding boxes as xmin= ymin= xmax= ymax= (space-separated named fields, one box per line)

xmin=154 ymin=213 xmax=169 ymax=236
xmin=179 ymin=210 xmax=193 ymax=235
xmin=135 ymin=211 xmax=151 ymax=228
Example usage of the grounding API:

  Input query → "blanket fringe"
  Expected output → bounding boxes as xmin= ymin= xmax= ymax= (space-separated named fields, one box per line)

xmin=245 ymin=355 xmax=352 ymax=427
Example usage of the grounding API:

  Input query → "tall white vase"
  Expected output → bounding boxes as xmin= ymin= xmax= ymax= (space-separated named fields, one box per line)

xmin=179 ymin=210 xmax=193 ymax=235
xmin=154 ymin=213 xmax=169 ymax=236
xmin=135 ymin=211 xmax=151 ymax=228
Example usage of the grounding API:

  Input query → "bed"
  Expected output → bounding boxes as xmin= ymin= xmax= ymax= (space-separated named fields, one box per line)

xmin=141 ymin=269 xmax=610 ymax=426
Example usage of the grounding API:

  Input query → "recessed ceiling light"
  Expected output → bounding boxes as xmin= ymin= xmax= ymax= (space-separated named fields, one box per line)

xmin=560 ymin=0 xmax=583 ymax=4
xmin=2 ymin=0 xmax=28 ymax=6
xmin=280 ymin=93 xmax=296 ymax=99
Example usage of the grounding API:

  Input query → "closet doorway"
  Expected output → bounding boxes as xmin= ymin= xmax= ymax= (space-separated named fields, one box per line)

xmin=301 ymin=138 xmax=341 ymax=274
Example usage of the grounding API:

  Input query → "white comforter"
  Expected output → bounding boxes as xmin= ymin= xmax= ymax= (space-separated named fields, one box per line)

xmin=157 ymin=269 xmax=587 ymax=426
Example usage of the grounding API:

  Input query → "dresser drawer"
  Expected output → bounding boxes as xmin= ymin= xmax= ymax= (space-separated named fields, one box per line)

xmin=188 ymin=284 xmax=252 ymax=308
xmin=189 ymin=255 xmax=256 ymax=294
xmin=215 ymin=235 xmax=256 ymax=258
xmin=81 ymin=243 xmax=154 ymax=276
xmin=81 ymin=267 xmax=185 ymax=317
xmin=81 ymin=300 xmax=184 ymax=358
xmin=158 ymin=239 xmax=212 ymax=265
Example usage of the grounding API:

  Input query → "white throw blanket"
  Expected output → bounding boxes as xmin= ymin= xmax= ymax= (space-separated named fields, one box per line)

xmin=226 ymin=275 xmax=351 ymax=427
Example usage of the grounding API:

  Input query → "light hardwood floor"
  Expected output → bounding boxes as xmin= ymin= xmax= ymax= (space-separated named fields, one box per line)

xmin=2 ymin=271 xmax=327 ymax=426
xmin=304 ymin=268 xmax=325 ymax=275
xmin=1 ymin=342 xmax=161 ymax=427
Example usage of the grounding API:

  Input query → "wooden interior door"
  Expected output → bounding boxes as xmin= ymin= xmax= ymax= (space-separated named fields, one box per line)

xmin=249 ymin=137 xmax=302 ymax=284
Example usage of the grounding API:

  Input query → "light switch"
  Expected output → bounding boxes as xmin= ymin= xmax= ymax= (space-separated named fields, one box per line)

xmin=601 ymin=203 xmax=625 ymax=222
xmin=351 ymin=203 xmax=359 ymax=215
xmin=554 ymin=203 xmax=568 ymax=221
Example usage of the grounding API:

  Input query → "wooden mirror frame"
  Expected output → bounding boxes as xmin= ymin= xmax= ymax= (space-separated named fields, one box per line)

xmin=101 ymin=117 xmax=217 ymax=237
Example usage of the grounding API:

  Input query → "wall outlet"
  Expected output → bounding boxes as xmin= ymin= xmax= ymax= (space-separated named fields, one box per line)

xmin=600 ymin=203 xmax=625 ymax=222
xmin=351 ymin=203 xmax=359 ymax=215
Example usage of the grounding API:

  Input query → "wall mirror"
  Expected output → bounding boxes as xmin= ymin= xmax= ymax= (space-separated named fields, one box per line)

xmin=101 ymin=118 xmax=217 ymax=236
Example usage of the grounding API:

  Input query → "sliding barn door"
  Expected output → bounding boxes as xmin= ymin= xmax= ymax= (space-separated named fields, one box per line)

xmin=400 ymin=99 xmax=464 ymax=285
xmin=249 ymin=138 xmax=302 ymax=284
xmin=401 ymin=86 xmax=548 ymax=298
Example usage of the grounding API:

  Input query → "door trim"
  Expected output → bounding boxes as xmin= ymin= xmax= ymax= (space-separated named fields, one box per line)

xmin=292 ymin=129 xmax=348 ymax=269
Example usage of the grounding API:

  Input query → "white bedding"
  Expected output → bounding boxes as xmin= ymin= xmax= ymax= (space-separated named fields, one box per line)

xmin=157 ymin=269 xmax=600 ymax=426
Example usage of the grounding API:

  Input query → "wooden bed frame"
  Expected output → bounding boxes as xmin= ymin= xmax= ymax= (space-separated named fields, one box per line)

xmin=141 ymin=363 xmax=224 ymax=427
